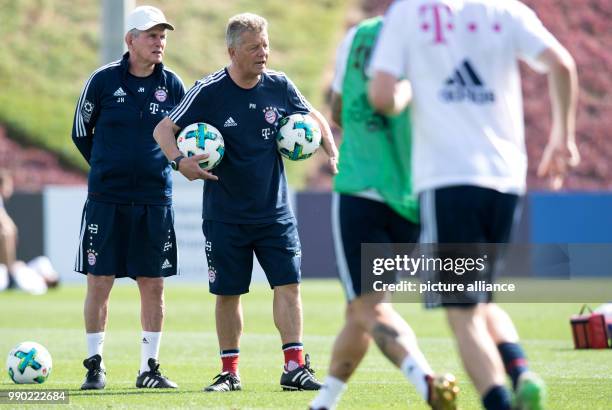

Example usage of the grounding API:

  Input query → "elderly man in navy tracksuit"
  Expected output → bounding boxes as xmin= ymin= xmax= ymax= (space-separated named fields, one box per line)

xmin=71 ymin=6 xmax=184 ymax=390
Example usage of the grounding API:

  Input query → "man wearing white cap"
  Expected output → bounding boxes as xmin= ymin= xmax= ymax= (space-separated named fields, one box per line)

xmin=72 ymin=5 xmax=185 ymax=390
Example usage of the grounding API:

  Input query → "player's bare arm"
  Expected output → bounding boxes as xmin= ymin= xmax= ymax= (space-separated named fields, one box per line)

xmin=330 ymin=91 xmax=342 ymax=128
xmin=153 ymin=117 xmax=218 ymax=181
xmin=534 ymin=45 xmax=580 ymax=190
xmin=368 ymin=73 xmax=412 ymax=115
xmin=308 ymin=109 xmax=339 ymax=174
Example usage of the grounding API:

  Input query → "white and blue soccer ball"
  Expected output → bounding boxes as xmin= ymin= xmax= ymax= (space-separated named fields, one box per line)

xmin=6 ymin=341 xmax=52 ymax=384
xmin=177 ymin=122 xmax=225 ymax=171
xmin=276 ymin=113 xmax=322 ymax=161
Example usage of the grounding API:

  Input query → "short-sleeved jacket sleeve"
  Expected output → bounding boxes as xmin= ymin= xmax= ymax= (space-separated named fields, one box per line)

xmin=285 ymin=75 xmax=312 ymax=114
xmin=168 ymin=80 xmax=215 ymax=129
xmin=369 ymin=0 xmax=409 ymax=79
xmin=510 ymin=0 xmax=561 ymax=72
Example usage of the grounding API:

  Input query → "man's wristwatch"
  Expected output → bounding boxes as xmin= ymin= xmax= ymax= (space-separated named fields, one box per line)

xmin=170 ymin=155 xmax=185 ymax=171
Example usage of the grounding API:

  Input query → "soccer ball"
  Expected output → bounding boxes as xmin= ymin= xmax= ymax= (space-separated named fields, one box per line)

xmin=6 ymin=341 xmax=52 ymax=384
xmin=276 ymin=113 xmax=322 ymax=161
xmin=176 ymin=122 xmax=225 ymax=170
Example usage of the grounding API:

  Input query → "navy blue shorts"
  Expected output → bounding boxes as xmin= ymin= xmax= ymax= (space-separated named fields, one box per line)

xmin=74 ymin=200 xmax=178 ymax=278
xmin=332 ymin=194 xmax=421 ymax=302
xmin=202 ymin=218 xmax=301 ymax=295
xmin=419 ymin=185 xmax=520 ymax=306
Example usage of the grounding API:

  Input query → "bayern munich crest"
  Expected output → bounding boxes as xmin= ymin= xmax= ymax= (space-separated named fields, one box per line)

xmin=263 ymin=107 xmax=278 ymax=124
xmin=208 ymin=269 xmax=216 ymax=283
xmin=154 ymin=86 xmax=168 ymax=102
xmin=87 ymin=251 xmax=97 ymax=266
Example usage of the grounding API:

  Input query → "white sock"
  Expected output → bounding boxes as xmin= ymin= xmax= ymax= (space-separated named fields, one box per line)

xmin=401 ymin=354 xmax=433 ymax=401
xmin=309 ymin=376 xmax=347 ymax=410
xmin=86 ymin=332 xmax=105 ymax=369
xmin=140 ymin=331 xmax=162 ymax=374
xmin=0 ymin=264 xmax=8 ymax=291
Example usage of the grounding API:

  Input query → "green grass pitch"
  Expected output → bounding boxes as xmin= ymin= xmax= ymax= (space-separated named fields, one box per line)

xmin=0 ymin=281 xmax=610 ymax=409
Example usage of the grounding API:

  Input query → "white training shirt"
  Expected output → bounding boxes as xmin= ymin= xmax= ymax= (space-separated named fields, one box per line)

xmin=331 ymin=26 xmax=358 ymax=94
xmin=370 ymin=0 xmax=561 ymax=194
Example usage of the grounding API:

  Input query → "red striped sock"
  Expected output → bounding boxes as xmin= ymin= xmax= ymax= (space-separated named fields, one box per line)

xmin=282 ymin=342 xmax=304 ymax=370
xmin=221 ymin=349 xmax=239 ymax=375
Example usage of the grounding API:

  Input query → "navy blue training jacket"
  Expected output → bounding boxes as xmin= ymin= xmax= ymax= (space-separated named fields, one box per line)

xmin=72 ymin=52 xmax=185 ymax=205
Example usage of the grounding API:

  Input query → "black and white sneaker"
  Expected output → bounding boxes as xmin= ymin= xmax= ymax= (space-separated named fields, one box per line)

xmin=204 ymin=371 xmax=242 ymax=392
xmin=135 ymin=358 xmax=178 ymax=388
xmin=280 ymin=354 xmax=322 ymax=391
xmin=81 ymin=354 xmax=106 ymax=390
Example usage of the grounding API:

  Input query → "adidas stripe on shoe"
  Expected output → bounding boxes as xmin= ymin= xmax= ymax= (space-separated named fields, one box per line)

xmin=135 ymin=358 xmax=177 ymax=389
xmin=280 ymin=353 xmax=322 ymax=391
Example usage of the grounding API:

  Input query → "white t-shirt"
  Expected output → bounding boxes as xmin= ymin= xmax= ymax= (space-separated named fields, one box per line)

xmin=370 ymin=0 xmax=561 ymax=194
xmin=331 ymin=27 xmax=357 ymax=94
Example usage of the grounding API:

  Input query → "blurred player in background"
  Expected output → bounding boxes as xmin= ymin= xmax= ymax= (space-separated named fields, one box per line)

xmin=72 ymin=6 xmax=185 ymax=390
xmin=0 ymin=170 xmax=58 ymax=294
xmin=0 ymin=169 xmax=20 ymax=292
xmin=154 ymin=13 xmax=339 ymax=393
xmin=310 ymin=1 xmax=457 ymax=409
xmin=0 ymin=170 xmax=17 ymax=288
xmin=369 ymin=1 xmax=579 ymax=409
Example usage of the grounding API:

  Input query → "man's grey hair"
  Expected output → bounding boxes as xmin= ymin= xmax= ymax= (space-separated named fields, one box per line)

xmin=128 ymin=28 xmax=141 ymax=38
xmin=226 ymin=13 xmax=268 ymax=49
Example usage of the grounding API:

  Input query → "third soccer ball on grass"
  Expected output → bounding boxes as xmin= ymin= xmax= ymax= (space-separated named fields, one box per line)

xmin=276 ymin=113 xmax=322 ymax=160
xmin=177 ymin=122 xmax=225 ymax=170
xmin=6 ymin=341 xmax=52 ymax=384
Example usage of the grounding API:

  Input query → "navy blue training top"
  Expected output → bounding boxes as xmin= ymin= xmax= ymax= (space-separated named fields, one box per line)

xmin=72 ymin=52 xmax=185 ymax=205
xmin=169 ymin=68 xmax=311 ymax=224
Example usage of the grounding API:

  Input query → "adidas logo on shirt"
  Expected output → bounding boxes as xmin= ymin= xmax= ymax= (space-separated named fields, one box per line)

xmin=439 ymin=59 xmax=495 ymax=104
xmin=113 ymin=87 xmax=127 ymax=97
xmin=161 ymin=259 xmax=172 ymax=269
xmin=223 ymin=117 xmax=238 ymax=127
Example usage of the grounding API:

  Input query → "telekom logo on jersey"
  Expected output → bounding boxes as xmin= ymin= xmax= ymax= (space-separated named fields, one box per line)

xmin=420 ymin=3 xmax=503 ymax=44
xmin=419 ymin=3 xmax=453 ymax=44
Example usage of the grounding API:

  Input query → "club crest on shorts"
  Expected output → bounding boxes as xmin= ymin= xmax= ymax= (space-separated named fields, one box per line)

xmin=208 ymin=268 xmax=216 ymax=283
xmin=154 ymin=86 xmax=168 ymax=102
xmin=87 ymin=250 xmax=98 ymax=266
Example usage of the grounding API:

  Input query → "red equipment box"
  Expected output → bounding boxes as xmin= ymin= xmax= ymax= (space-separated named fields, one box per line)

xmin=570 ymin=305 xmax=611 ymax=349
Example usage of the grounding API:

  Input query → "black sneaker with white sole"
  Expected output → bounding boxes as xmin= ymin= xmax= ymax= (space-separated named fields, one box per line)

xmin=280 ymin=354 xmax=322 ymax=391
xmin=204 ymin=371 xmax=242 ymax=392
xmin=135 ymin=358 xmax=178 ymax=388
xmin=81 ymin=354 xmax=106 ymax=390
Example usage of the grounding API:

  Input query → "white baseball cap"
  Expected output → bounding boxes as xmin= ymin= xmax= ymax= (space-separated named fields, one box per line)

xmin=126 ymin=6 xmax=175 ymax=33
